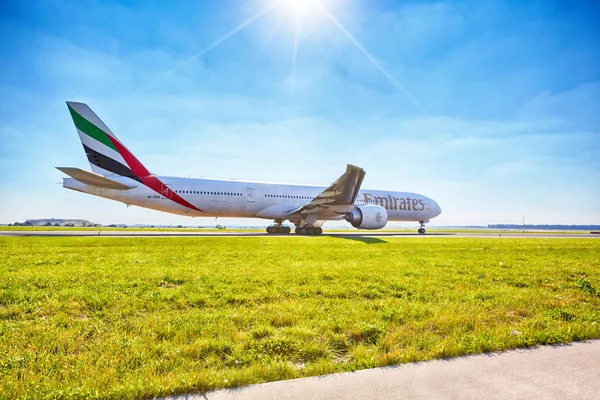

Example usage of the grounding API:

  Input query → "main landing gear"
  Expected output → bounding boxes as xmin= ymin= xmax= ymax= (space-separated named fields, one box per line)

xmin=295 ymin=226 xmax=322 ymax=236
xmin=266 ymin=220 xmax=323 ymax=236
xmin=266 ymin=220 xmax=291 ymax=234
xmin=418 ymin=220 xmax=426 ymax=235
xmin=266 ymin=225 xmax=291 ymax=234
xmin=266 ymin=225 xmax=322 ymax=235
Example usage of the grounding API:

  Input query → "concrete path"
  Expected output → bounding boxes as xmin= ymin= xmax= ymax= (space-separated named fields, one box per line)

xmin=166 ymin=340 xmax=600 ymax=400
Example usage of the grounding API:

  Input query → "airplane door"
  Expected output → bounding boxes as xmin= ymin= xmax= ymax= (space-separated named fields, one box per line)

xmin=247 ymin=188 xmax=255 ymax=203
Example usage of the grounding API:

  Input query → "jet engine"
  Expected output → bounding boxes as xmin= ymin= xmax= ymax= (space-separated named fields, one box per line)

xmin=344 ymin=205 xmax=388 ymax=230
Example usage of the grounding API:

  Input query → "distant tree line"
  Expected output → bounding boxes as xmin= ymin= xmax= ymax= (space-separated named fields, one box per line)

xmin=8 ymin=222 xmax=73 ymax=227
xmin=488 ymin=224 xmax=600 ymax=230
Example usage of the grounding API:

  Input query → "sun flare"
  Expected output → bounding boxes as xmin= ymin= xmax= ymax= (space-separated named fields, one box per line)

xmin=280 ymin=0 xmax=323 ymax=20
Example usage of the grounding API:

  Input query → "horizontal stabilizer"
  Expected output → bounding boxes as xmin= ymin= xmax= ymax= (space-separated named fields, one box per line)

xmin=56 ymin=167 xmax=135 ymax=190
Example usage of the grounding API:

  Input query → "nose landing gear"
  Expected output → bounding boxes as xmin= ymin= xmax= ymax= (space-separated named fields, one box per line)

xmin=418 ymin=220 xmax=426 ymax=234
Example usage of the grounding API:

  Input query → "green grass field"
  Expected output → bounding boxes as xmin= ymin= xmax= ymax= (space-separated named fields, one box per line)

xmin=1 ymin=237 xmax=599 ymax=399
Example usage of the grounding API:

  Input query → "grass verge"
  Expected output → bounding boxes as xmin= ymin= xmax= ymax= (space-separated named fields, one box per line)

xmin=1 ymin=237 xmax=599 ymax=399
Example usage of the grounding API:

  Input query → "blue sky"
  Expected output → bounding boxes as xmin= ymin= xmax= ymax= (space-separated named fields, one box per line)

xmin=0 ymin=0 xmax=598 ymax=226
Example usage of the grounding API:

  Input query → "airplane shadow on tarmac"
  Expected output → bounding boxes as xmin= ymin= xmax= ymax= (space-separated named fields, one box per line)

xmin=330 ymin=235 xmax=388 ymax=244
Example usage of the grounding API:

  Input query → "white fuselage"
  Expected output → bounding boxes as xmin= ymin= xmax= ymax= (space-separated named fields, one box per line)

xmin=64 ymin=174 xmax=442 ymax=223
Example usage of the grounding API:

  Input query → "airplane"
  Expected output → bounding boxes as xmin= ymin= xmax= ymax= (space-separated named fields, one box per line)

xmin=58 ymin=102 xmax=442 ymax=235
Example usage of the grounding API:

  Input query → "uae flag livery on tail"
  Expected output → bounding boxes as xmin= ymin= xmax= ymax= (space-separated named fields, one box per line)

xmin=66 ymin=102 xmax=202 ymax=212
xmin=67 ymin=102 xmax=141 ymax=180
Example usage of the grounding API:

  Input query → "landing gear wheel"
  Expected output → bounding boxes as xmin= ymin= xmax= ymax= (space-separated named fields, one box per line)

xmin=294 ymin=227 xmax=323 ymax=236
xmin=418 ymin=228 xmax=426 ymax=234
xmin=267 ymin=225 xmax=291 ymax=234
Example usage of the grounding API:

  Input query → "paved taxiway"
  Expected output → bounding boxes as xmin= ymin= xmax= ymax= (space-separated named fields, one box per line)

xmin=166 ymin=340 xmax=600 ymax=400
xmin=1 ymin=230 xmax=598 ymax=238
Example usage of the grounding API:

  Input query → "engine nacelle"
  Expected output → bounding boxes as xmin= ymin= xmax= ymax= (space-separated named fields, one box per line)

xmin=344 ymin=205 xmax=388 ymax=230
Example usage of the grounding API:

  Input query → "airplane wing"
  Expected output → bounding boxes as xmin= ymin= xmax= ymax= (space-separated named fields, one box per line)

xmin=285 ymin=164 xmax=365 ymax=222
xmin=57 ymin=167 xmax=136 ymax=190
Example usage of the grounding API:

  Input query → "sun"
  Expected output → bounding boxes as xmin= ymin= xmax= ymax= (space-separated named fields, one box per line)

xmin=279 ymin=0 xmax=323 ymax=20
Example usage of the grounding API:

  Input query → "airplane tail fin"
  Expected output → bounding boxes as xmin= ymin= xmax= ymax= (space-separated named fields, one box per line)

xmin=66 ymin=101 xmax=151 ymax=183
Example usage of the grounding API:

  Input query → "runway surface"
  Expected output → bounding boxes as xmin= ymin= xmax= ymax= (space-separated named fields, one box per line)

xmin=165 ymin=340 xmax=600 ymax=400
xmin=1 ymin=230 xmax=599 ymax=238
